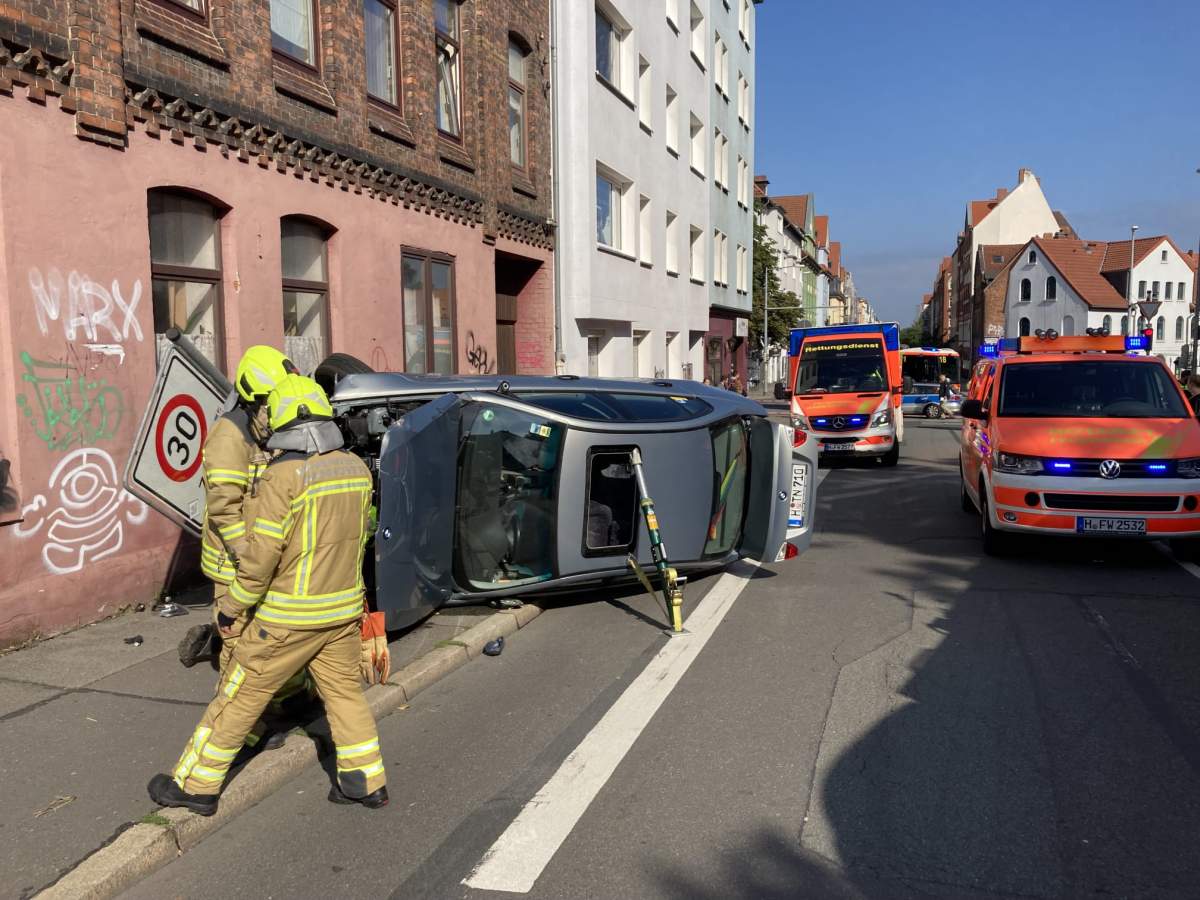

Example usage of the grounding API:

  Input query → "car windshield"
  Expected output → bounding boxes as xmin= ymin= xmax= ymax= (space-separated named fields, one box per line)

xmin=795 ymin=340 xmax=888 ymax=394
xmin=998 ymin=361 xmax=1189 ymax=418
xmin=514 ymin=391 xmax=712 ymax=422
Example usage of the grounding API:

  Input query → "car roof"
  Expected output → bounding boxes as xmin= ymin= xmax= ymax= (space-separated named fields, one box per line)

xmin=330 ymin=372 xmax=768 ymax=417
xmin=997 ymin=353 xmax=1166 ymax=366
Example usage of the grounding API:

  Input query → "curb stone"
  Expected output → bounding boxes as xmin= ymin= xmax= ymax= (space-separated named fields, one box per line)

xmin=37 ymin=603 xmax=543 ymax=899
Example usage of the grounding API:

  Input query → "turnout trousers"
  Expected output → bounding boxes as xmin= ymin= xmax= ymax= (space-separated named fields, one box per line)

xmin=173 ymin=618 xmax=385 ymax=799
xmin=211 ymin=585 xmax=313 ymax=749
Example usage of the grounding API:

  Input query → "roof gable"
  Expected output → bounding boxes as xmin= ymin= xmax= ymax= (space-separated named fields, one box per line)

xmin=772 ymin=194 xmax=812 ymax=232
xmin=1030 ymin=237 xmax=1127 ymax=309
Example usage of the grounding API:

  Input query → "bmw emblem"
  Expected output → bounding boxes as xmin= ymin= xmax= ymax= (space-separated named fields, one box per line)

xmin=1099 ymin=459 xmax=1121 ymax=479
xmin=832 ymin=416 xmax=846 ymax=430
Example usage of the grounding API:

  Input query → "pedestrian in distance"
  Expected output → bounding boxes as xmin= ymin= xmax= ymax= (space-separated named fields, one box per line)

xmin=149 ymin=374 xmax=388 ymax=816
xmin=938 ymin=374 xmax=953 ymax=416
xmin=1186 ymin=373 xmax=1200 ymax=415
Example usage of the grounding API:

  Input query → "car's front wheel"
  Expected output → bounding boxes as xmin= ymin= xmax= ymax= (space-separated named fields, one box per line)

xmin=314 ymin=352 xmax=374 ymax=396
xmin=923 ymin=403 xmax=943 ymax=419
xmin=979 ymin=481 xmax=1008 ymax=556
xmin=879 ymin=441 xmax=900 ymax=467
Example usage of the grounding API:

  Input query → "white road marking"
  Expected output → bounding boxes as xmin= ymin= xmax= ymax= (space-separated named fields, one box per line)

xmin=817 ymin=468 xmax=831 ymax=490
xmin=463 ymin=562 xmax=760 ymax=894
xmin=1156 ymin=540 xmax=1200 ymax=580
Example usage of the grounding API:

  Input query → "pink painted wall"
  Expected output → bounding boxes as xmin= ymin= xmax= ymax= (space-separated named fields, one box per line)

xmin=0 ymin=99 xmax=553 ymax=646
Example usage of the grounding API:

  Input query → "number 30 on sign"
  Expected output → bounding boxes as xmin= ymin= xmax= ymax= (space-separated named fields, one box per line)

xmin=155 ymin=395 xmax=208 ymax=482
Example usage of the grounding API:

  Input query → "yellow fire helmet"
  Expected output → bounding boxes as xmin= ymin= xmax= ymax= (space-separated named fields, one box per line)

xmin=235 ymin=345 xmax=299 ymax=403
xmin=267 ymin=374 xmax=334 ymax=432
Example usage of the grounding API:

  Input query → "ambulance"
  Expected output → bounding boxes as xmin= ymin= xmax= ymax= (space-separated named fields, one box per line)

xmin=959 ymin=331 xmax=1200 ymax=554
xmin=788 ymin=323 xmax=903 ymax=465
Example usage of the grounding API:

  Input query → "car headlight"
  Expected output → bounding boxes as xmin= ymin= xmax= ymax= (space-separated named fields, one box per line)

xmin=791 ymin=413 xmax=810 ymax=431
xmin=994 ymin=452 xmax=1044 ymax=474
xmin=1177 ymin=458 xmax=1200 ymax=478
xmin=870 ymin=407 xmax=892 ymax=428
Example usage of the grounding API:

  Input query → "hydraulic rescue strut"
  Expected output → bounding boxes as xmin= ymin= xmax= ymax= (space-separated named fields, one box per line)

xmin=627 ymin=447 xmax=685 ymax=634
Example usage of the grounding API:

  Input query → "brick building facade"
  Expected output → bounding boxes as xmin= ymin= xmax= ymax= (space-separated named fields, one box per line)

xmin=0 ymin=0 xmax=555 ymax=645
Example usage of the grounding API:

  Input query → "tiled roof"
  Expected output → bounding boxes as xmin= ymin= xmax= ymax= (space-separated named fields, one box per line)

xmin=813 ymin=215 xmax=829 ymax=249
xmin=772 ymin=194 xmax=810 ymax=230
xmin=1098 ymin=235 xmax=1190 ymax=272
xmin=829 ymin=241 xmax=841 ymax=276
xmin=1052 ymin=210 xmax=1075 ymax=236
xmin=969 ymin=199 xmax=999 ymax=227
xmin=979 ymin=244 xmax=1023 ymax=280
xmin=1032 ymin=236 xmax=1127 ymax=310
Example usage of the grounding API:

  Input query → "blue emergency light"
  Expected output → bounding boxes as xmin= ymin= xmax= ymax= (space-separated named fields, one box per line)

xmin=979 ymin=343 xmax=999 ymax=358
xmin=1147 ymin=464 xmax=1168 ymax=472
xmin=1125 ymin=335 xmax=1151 ymax=351
xmin=1051 ymin=462 xmax=1072 ymax=471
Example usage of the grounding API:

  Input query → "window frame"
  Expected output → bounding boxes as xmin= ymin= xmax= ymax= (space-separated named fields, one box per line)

xmin=664 ymin=84 xmax=679 ymax=155
xmin=271 ymin=0 xmax=321 ymax=72
xmin=150 ymin=0 xmax=208 ymax=23
xmin=364 ymin=0 xmax=401 ymax=109
xmin=595 ymin=6 xmax=621 ymax=88
xmin=401 ymin=248 xmax=458 ymax=375
xmin=435 ymin=0 xmax=464 ymax=141
xmin=1045 ymin=275 xmax=1057 ymax=300
xmin=1019 ymin=278 xmax=1031 ymax=301
xmin=508 ymin=36 xmax=530 ymax=170
xmin=148 ymin=188 xmax=227 ymax=370
xmin=596 ymin=164 xmax=630 ymax=253
xmin=280 ymin=216 xmax=332 ymax=367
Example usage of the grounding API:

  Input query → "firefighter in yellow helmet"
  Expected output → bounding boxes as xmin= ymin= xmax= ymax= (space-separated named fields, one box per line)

xmin=149 ymin=375 xmax=387 ymax=814
xmin=186 ymin=345 xmax=310 ymax=752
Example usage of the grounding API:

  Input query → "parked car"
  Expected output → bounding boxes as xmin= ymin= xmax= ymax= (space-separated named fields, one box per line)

xmin=125 ymin=338 xmax=818 ymax=632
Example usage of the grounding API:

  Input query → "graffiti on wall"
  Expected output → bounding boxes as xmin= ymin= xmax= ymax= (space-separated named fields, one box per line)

xmin=28 ymin=267 xmax=144 ymax=346
xmin=465 ymin=332 xmax=495 ymax=375
xmin=16 ymin=351 xmax=125 ymax=451
xmin=12 ymin=447 xmax=148 ymax=576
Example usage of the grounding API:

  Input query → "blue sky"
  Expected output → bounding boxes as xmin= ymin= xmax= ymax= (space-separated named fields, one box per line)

xmin=754 ymin=0 xmax=1200 ymax=324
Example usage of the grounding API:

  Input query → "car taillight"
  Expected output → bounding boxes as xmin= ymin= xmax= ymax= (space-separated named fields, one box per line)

xmin=793 ymin=429 xmax=807 ymax=447
xmin=783 ymin=542 xmax=800 ymax=560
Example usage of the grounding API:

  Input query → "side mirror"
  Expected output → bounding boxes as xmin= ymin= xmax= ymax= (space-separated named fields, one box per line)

xmin=960 ymin=398 xmax=987 ymax=420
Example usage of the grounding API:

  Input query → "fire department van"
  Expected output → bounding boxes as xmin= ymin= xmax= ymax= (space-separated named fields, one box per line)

xmin=788 ymin=323 xmax=903 ymax=465
xmin=959 ymin=332 xmax=1200 ymax=554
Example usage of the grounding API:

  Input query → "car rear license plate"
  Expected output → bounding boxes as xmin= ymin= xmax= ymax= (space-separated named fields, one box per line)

xmin=1076 ymin=517 xmax=1146 ymax=535
xmin=789 ymin=464 xmax=807 ymax=527
xmin=821 ymin=442 xmax=855 ymax=453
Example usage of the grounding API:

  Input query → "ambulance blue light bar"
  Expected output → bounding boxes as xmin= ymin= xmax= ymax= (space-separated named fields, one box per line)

xmin=979 ymin=343 xmax=1000 ymax=358
xmin=1125 ymin=335 xmax=1151 ymax=351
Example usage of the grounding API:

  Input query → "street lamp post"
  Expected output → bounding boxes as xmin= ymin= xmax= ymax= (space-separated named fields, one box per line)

xmin=1127 ymin=224 xmax=1139 ymax=336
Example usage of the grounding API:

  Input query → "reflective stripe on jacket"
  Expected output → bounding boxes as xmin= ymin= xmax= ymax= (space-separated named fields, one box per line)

xmin=225 ymin=449 xmax=372 ymax=629
xmin=201 ymin=408 xmax=269 ymax=584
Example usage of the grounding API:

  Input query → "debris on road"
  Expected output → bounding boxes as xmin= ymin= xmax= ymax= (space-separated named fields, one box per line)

xmin=33 ymin=795 xmax=76 ymax=818
xmin=124 ymin=635 xmax=144 ymax=646
xmin=483 ymin=636 xmax=504 ymax=657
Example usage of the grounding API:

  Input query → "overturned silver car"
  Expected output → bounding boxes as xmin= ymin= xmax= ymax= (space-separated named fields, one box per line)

xmin=125 ymin=337 xmax=817 ymax=631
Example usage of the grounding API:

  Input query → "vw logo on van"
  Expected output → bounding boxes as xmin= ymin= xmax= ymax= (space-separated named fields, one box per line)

xmin=1099 ymin=459 xmax=1121 ymax=479
xmin=832 ymin=416 xmax=846 ymax=430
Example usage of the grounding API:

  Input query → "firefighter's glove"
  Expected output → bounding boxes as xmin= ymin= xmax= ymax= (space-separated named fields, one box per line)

xmin=359 ymin=611 xmax=390 ymax=685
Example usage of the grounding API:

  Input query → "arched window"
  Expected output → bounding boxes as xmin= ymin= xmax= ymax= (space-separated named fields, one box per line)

xmin=1157 ymin=316 xmax=1165 ymax=340
xmin=1062 ymin=315 xmax=1074 ymax=336
xmin=280 ymin=216 xmax=332 ymax=374
xmin=1045 ymin=276 xmax=1057 ymax=300
xmin=1177 ymin=316 xmax=1185 ymax=341
xmin=1120 ymin=315 xmax=1128 ymax=335
xmin=148 ymin=188 xmax=225 ymax=367
xmin=1102 ymin=315 xmax=1112 ymax=333
xmin=1020 ymin=278 xmax=1031 ymax=301
xmin=1028 ymin=249 xmax=1037 ymax=264
xmin=1019 ymin=317 xmax=1031 ymax=336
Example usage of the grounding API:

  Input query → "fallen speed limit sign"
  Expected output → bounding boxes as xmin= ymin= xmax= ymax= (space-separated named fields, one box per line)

xmin=124 ymin=335 xmax=233 ymax=536
xmin=155 ymin=395 xmax=208 ymax=483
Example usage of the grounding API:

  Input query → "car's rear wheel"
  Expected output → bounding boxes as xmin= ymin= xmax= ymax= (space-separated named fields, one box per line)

xmin=979 ymin=481 xmax=1008 ymax=556
xmin=314 ymin=353 xmax=374 ymax=396
xmin=923 ymin=403 xmax=943 ymax=419
xmin=879 ymin=441 xmax=900 ymax=467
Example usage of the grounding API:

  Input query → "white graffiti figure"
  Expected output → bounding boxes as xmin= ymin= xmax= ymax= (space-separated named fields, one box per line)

xmin=13 ymin=448 xmax=148 ymax=576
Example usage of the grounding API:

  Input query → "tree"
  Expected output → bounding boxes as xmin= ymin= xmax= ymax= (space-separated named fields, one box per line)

xmin=899 ymin=322 xmax=924 ymax=347
xmin=750 ymin=215 xmax=800 ymax=361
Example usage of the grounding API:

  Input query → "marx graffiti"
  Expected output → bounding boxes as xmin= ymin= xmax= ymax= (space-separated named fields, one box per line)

xmin=28 ymin=267 xmax=144 ymax=345
xmin=466 ymin=331 xmax=495 ymax=375
xmin=16 ymin=351 xmax=125 ymax=451
xmin=12 ymin=447 xmax=148 ymax=576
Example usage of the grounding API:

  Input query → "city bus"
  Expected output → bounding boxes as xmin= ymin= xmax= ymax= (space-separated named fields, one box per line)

xmin=901 ymin=347 xmax=962 ymax=389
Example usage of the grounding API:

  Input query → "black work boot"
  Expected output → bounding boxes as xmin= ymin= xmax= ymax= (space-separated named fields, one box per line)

xmin=328 ymin=784 xmax=389 ymax=809
xmin=147 ymin=773 xmax=218 ymax=816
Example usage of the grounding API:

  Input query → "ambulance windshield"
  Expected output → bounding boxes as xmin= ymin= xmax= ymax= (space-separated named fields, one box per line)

xmin=998 ymin=361 xmax=1189 ymax=418
xmin=795 ymin=340 xmax=888 ymax=394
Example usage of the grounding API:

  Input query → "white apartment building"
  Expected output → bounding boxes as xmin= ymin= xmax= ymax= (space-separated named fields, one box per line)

xmin=1003 ymin=235 xmax=1195 ymax=371
xmin=552 ymin=0 xmax=756 ymax=380
xmin=704 ymin=0 xmax=757 ymax=384
xmin=755 ymin=193 xmax=804 ymax=385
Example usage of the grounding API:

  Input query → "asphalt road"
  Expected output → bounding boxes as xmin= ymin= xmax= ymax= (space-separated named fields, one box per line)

xmin=126 ymin=419 xmax=1200 ymax=899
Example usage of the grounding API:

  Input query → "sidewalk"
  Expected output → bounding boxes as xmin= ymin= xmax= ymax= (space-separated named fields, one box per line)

xmin=0 ymin=587 xmax=494 ymax=899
